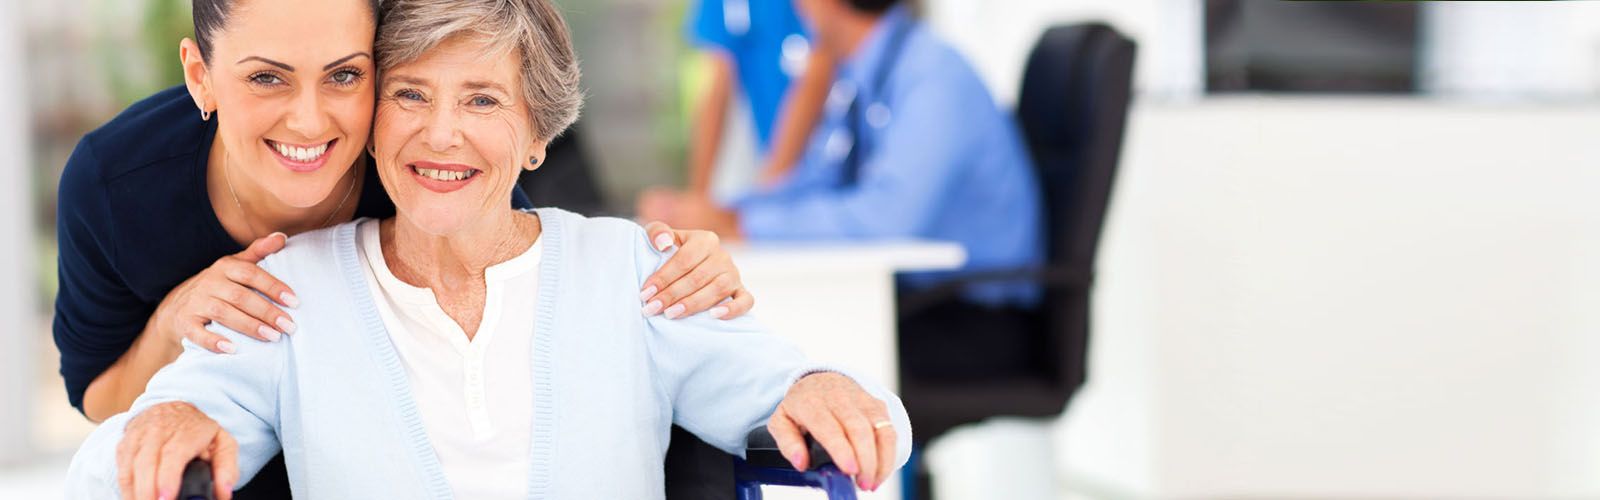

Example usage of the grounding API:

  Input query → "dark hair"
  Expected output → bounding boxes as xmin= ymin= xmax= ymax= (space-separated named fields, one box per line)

xmin=846 ymin=0 xmax=900 ymax=14
xmin=192 ymin=0 xmax=381 ymax=65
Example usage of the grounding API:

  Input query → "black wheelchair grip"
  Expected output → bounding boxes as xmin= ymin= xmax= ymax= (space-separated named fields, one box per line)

xmin=743 ymin=428 xmax=834 ymax=471
xmin=180 ymin=459 xmax=214 ymax=500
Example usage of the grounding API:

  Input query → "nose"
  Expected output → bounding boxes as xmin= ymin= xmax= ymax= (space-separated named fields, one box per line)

xmin=422 ymin=102 xmax=464 ymax=153
xmin=284 ymin=89 xmax=330 ymax=139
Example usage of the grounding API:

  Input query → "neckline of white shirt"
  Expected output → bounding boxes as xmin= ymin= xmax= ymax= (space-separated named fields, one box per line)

xmin=357 ymin=219 xmax=543 ymax=306
xmin=356 ymin=219 xmax=542 ymax=349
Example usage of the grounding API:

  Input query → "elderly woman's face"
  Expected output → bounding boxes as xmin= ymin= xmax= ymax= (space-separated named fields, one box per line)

xmin=372 ymin=36 xmax=543 ymax=235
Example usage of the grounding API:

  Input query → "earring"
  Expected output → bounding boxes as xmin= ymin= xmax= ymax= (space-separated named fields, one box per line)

xmin=200 ymin=108 xmax=211 ymax=121
xmin=530 ymin=157 xmax=540 ymax=166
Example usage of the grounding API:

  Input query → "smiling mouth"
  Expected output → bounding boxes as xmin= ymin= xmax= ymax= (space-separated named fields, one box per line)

xmin=410 ymin=164 xmax=481 ymax=181
xmin=266 ymin=139 xmax=335 ymax=163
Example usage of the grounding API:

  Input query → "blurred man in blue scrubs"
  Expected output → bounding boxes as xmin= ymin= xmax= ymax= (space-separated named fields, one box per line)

xmin=680 ymin=0 xmax=836 ymax=201
xmin=641 ymin=0 xmax=1044 ymax=310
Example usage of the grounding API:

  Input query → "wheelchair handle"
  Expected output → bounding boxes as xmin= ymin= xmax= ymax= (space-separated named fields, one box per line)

xmin=743 ymin=428 xmax=834 ymax=470
xmin=180 ymin=459 xmax=215 ymax=500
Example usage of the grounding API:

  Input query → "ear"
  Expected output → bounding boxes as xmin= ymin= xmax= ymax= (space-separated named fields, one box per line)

xmin=523 ymin=139 xmax=550 ymax=172
xmin=179 ymin=38 xmax=215 ymax=116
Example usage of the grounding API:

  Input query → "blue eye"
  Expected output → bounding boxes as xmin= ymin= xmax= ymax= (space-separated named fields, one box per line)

xmin=395 ymin=89 xmax=424 ymax=101
xmin=469 ymin=95 xmax=499 ymax=108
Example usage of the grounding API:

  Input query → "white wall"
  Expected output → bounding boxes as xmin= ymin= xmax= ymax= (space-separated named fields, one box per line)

xmin=1060 ymin=97 xmax=1600 ymax=497
xmin=923 ymin=1 xmax=1600 ymax=106
xmin=1 ymin=2 xmax=38 ymax=464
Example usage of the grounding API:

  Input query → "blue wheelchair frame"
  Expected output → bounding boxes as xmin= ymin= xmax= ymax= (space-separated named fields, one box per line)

xmin=180 ymin=429 xmax=858 ymax=500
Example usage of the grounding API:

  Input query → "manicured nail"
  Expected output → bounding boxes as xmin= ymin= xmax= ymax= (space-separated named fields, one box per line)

xmin=654 ymin=233 xmax=675 ymax=251
xmin=217 ymin=340 xmax=237 ymax=354
xmin=258 ymin=325 xmax=282 ymax=342
xmin=642 ymin=300 xmax=663 ymax=316
xmin=638 ymin=286 xmax=657 ymax=301
xmin=664 ymin=303 xmax=686 ymax=319
xmin=857 ymin=478 xmax=870 ymax=491
xmin=280 ymin=292 xmax=300 ymax=309
xmin=709 ymin=306 xmax=729 ymax=319
xmin=159 ymin=488 xmax=174 ymax=500
xmin=276 ymin=317 xmax=298 ymax=335
xmin=786 ymin=451 xmax=804 ymax=469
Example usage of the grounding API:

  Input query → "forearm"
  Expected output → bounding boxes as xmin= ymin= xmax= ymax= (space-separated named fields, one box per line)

xmin=688 ymin=55 xmax=735 ymax=195
xmin=82 ymin=322 xmax=181 ymax=422
xmin=65 ymin=411 xmax=137 ymax=499
xmin=762 ymin=50 xmax=836 ymax=181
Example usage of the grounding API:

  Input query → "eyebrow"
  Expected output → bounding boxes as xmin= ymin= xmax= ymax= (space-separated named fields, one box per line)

xmin=463 ymin=81 xmax=511 ymax=94
xmin=322 ymin=52 xmax=372 ymax=71
xmin=234 ymin=52 xmax=372 ymax=72
xmin=237 ymin=56 xmax=294 ymax=72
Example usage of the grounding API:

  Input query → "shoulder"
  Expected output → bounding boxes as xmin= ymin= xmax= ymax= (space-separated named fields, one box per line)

xmin=896 ymin=24 xmax=992 ymax=102
xmin=533 ymin=207 xmax=662 ymax=282
xmin=72 ymin=85 xmax=211 ymax=182
xmin=255 ymin=222 xmax=354 ymax=289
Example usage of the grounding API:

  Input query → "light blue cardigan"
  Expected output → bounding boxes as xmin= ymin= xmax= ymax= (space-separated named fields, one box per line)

xmin=67 ymin=208 xmax=912 ymax=499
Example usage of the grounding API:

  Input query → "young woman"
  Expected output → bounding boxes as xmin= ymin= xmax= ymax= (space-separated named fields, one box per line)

xmin=55 ymin=0 xmax=754 ymax=497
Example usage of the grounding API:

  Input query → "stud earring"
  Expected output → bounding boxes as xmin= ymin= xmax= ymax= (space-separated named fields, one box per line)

xmin=530 ymin=157 xmax=540 ymax=166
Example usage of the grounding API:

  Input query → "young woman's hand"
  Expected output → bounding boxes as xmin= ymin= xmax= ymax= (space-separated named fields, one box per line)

xmin=640 ymin=222 xmax=755 ymax=320
xmin=767 ymin=372 xmax=898 ymax=492
xmin=117 ymin=402 xmax=237 ymax=500
xmin=152 ymin=233 xmax=297 ymax=354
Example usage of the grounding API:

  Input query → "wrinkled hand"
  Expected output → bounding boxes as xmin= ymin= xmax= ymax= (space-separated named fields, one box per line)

xmin=767 ymin=372 xmax=897 ymax=492
xmin=639 ymin=221 xmax=754 ymax=320
xmin=118 ymin=402 xmax=237 ymax=500
xmin=154 ymin=233 xmax=297 ymax=354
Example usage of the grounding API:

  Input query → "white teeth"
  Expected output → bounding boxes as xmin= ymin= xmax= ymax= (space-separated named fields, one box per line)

xmin=272 ymin=141 xmax=331 ymax=162
xmin=414 ymin=167 xmax=475 ymax=181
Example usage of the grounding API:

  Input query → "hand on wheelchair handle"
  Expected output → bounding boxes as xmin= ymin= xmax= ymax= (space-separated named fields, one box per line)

xmin=766 ymin=372 xmax=897 ymax=492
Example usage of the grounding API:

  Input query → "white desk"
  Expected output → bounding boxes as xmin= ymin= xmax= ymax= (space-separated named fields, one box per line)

xmin=730 ymin=240 xmax=966 ymax=500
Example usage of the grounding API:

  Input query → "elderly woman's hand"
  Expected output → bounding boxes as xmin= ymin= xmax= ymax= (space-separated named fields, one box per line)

xmin=117 ymin=401 xmax=237 ymax=500
xmin=639 ymin=221 xmax=755 ymax=320
xmin=766 ymin=372 xmax=897 ymax=492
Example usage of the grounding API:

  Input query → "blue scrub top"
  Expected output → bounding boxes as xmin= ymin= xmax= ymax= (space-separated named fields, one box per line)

xmin=734 ymin=7 xmax=1045 ymax=307
xmin=686 ymin=0 xmax=811 ymax=149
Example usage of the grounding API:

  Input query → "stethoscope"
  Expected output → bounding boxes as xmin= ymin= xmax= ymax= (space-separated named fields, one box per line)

xmin=835 ymin=19 xmax=913 ymax=187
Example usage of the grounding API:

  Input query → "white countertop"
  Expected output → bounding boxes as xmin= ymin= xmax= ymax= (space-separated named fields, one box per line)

xmin=728 ymin=240 xmax=968 ymax=274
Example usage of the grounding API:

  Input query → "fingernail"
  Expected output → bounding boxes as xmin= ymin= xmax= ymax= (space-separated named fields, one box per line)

xmin=786 ymin=451 xmax=803 ymax=469
xmin=642 ymin=300 xmax=663 ymax=316
xmin=280 ymin=292 xmax=300 ymax=309
xmin=654 ymin=232 xmax=675 ymax=251
xmin=638 ymin=286 xmax=657 ymax=301
xmin=258 ymin=325 xmax=282 ymax=342
xmin=217 ymin=340 xmax=237 ymax=354
xmin=858 ymin=478 xmax=870 ymax=490
xmin=276 ymin=317 xmax=298 ymax=335
xmin=159 ymin=488 xmax=174 ymax=500
xmin=663 ymin=303 xmax=686 ymax=319
xmin=709 ymin=306 xmax=729 ymax=319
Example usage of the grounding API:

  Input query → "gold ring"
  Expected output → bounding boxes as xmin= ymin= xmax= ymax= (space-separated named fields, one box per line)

xmin=873 ymin=420 xmax=893 ymax=430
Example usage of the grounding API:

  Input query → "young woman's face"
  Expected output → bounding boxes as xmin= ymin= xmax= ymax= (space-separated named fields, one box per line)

xmin=199 ymin=0 xmax=377 ymax=208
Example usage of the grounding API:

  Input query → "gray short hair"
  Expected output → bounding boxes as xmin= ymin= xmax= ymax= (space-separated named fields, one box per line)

xmin=376 ymin=0 xmax=583 ymax=141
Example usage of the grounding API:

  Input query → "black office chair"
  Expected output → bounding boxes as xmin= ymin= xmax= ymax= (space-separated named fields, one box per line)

xmin=897 ymin=21 xmax=1137 ymax=449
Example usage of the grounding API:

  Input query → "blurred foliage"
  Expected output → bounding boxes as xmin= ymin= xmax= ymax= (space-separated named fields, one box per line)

xmin=96 ymin=0 xmax=191 ymax=107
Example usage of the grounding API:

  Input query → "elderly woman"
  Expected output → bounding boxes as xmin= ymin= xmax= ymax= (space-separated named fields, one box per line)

xmin=65 ymin=0 xmax=910 ymax=498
